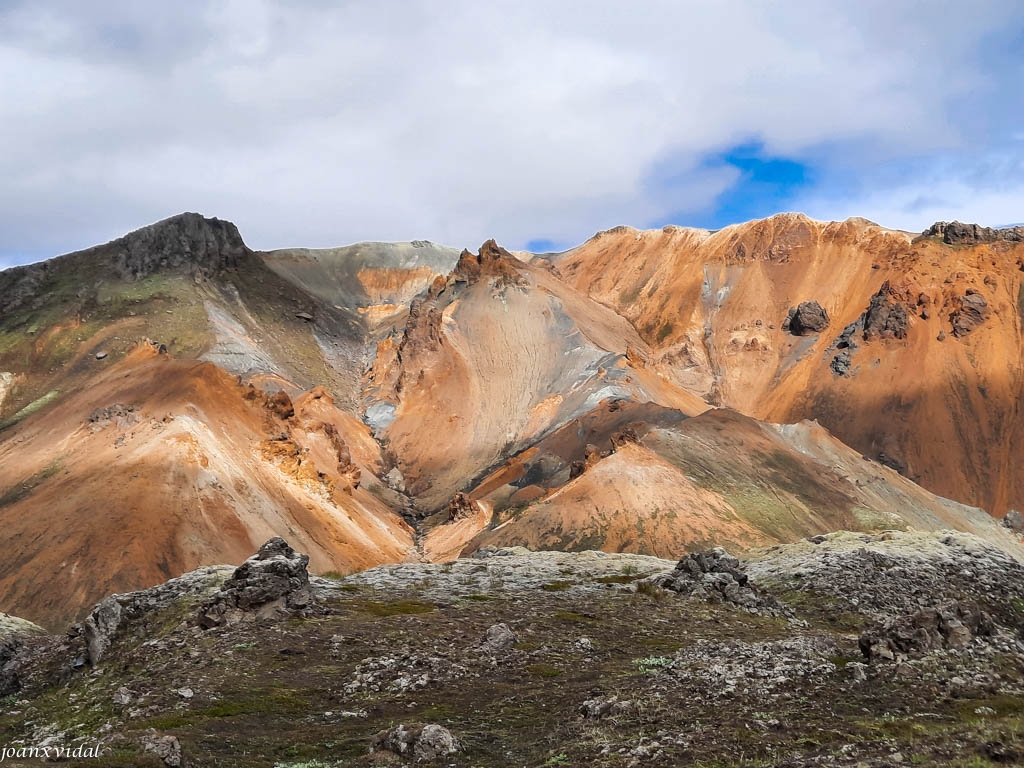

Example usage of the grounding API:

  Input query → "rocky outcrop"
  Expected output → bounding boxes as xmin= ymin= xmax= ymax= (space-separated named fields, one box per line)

xmin=109 ymin=213 xmax=249 ymax=281
xmin=569 ymin=443 xmax=603 ymax=479
xmin=196 ymin=538 xmax=316 ymax=629
xmin=452 ymin=239 xmax=526 ymax=288
xmin=447 ymin=492 xmax=478 ymax=521
xmin=648 ymin=549 xmax=787 ymax=615
xmin=783 ymin=301 xmax=830 ymax=336
xmin=609 ymin=425 xmax=641 ymax=449
xmin=1004 ymin=509 xmax=1024 ymax=534
xmin=950 ymin=291 xmax=989 ymax=337
xmin=859 ymin=600 xmax=995 ymax=661
xmin=862 ymin=282 xmax=910 ymax=340
xmin=828 ymin=321 xmax=861 ymax=376
xmin=75 ymin=565 xmax=231 ymax=665
xmin=267 ymin=390 xmax=295 ymax=420
xmin=0 ymin=212 xmax=248 ymax=309
xmin=922 ymin=221 xmax=1024 ymax=245
xmin=87 ymin=403 xmax=139 ymax=431
xmin=0 ymin=638 xmax=22 ymax=696
xmin=371 ymin=723 xmax=459 ymax=762
xmin=313 ymin=421 xmax=361 ymax=493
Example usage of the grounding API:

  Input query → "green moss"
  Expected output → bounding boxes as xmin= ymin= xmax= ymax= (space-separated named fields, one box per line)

xmin=0 ymin=389 xmax=61 ymax=432
xmin=656 ymin=321 xmax=674 ymax=343
xmin=540 ymin=580 xmax=571 ymax=592
xmin=526 ymin=663 xmax=563 ymax=679
xmin=351 ymin=598 xmax=436 ymax=616
xmin=595 ymin=574 xmax=644 ymax=584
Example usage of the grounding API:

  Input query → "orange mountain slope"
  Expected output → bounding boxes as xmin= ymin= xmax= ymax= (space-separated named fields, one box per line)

xmin=428 ymin=404 xmax=1018 ymax=560
xmin=0 ymin=345 xmax=414 ymax=628
xmin=550 ymin=215 xmax=1024 ymax=515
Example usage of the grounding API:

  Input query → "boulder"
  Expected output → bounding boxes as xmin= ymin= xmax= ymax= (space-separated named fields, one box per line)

xmin=384 ymin=467 xmax=406 ymax=493
xmin=784 ymin=301 xmax=830 ymax=336
xmin=141 ymin=731 xmax=183 ymax=767
xmin=479 ymin=623 xmax=517 ymax=653
xmin=197 ymin=538 xmax=316 ymax=629
xmin=83 ymin=596 xmax=123 ymax=666
xmin=951 ymin=292 xmax=989 ymax=337
xmin=371 ymin=723 xmax=459 ymax=762
xmin=580 ymin=696 xmax=638 ymax=719
xmin=862 ymin=283 xmax=909 ymax=340
xmin=859 ymin=600 xmax=994 ymax=661
xmin=1003 ymin=509 xmax=1024 ymax=534
xmin=647 ymin=548 xmax=787 ymax=615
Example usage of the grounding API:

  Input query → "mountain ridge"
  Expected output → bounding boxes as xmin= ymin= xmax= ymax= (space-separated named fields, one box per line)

xmin=2 ymin=210 xmax=1023 ymax=628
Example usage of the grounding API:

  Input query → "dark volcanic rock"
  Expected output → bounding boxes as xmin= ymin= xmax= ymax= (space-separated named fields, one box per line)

xmin=951 ymin=292 xmax=989 ymax=337
xmin=922 ymin=221 xmax=1024 ymax=245
xmin=371 ymin=722 xmax=459 ymax=762
xmin=0 ymin=212 xmax=249 ymax=315
xmin=110 ymin=212 xmax=249 ymax=281
xmin=859 ymin=600 xmax=995 ymax=661
xmin=862 ymin=282 xmax=909 ymax=340
xmin=648 ymin=548 xmax=788 ymax=616
xmin=75 ymin=565 xmax=230 ymax=665
xmin=197 ymin=538 xmax=316 ymax=629
xmin=783 ymin=301 xmax=830 ymax=336
xmin=828 ymin=321 xmax=861 ymax=376
xmin=0 ymin=639 xmax=22 ymax=696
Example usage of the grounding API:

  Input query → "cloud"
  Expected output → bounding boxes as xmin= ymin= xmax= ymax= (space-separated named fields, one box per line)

xmin=0 ymin=0 xmax=1022 ymax=267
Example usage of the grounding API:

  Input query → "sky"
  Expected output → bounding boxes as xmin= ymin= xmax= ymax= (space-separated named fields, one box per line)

xmin=1 ymin=1 xmax=1023 ymax=268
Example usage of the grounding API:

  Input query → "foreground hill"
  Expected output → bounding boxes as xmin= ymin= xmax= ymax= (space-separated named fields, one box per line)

xmin=550 ymin=215 xmax=1024 ymax=515
xmin=1 ymin=533 xmax=1023 ymax=766
xmin=1 ymin=212 xmax=1022 ymax=627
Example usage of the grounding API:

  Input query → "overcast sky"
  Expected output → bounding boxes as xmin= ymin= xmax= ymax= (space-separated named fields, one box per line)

xmin=1 ymin=1 xmax=1022 ymax=268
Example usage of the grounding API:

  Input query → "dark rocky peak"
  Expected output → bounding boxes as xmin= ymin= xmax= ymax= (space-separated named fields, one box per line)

xmin=922 ymin=221 xmax=1024 ymax=245
xmin=106 ymin=212 xmax=250 ymax=280
xmin=0 ymin=212 xmax=249 ymax=315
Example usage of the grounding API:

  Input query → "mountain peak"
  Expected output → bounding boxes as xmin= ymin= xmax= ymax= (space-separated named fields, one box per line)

xmin=105 ymin=212 xmax=250 ymax=280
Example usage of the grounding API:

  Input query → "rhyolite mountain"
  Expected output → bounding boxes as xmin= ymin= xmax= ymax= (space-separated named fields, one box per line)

xmin=1 ymin=211 xmax=1022 ymax=628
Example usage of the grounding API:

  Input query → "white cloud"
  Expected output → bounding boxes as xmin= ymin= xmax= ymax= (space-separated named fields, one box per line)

xmin=0 ymin=0 xmax=1021 ymax=266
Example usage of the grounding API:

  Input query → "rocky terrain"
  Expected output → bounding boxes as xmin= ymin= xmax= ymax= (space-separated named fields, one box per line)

xmin=2 ymin=211 xmax=1024 ymax=637
xmin=0 ymin=532 xmax=1023 ymax=767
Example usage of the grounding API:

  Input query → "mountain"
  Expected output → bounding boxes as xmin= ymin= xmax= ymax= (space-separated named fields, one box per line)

xmin=1 ymin=212 xmax=1021 ymax=629
xmin=549 ymin=215 xmax=1024 ymax=516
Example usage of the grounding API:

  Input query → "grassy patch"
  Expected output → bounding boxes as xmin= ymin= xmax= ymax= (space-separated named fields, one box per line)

xmin=595 ymin=574 xmax=644 ymax=584
xmin=0 ymin=455 xmax=64 ymax=507
xmin=540 ymin=580 xmax=572 ymax=592
xmin=526 ymin=663 xmax=563 ymax=679
xmin=0 ymin=389 xmax=61 ymax=431
xmin=351 ymin=598 xmax=436 ymax=616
